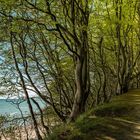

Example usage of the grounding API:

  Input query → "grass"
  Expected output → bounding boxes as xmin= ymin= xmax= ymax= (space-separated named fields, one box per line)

xmin=47 ymin=89 xmax=140 ymax=140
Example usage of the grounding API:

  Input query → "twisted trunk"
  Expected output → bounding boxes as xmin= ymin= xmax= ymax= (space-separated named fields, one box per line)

xmin=70 ymin=30 xmax=90 ymax=121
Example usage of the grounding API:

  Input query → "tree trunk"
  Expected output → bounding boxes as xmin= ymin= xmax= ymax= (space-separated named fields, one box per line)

xmin=70 ymin=30 xmax=89 ymax=121
xmin=10 ymin=33 xmax=43 ymax=140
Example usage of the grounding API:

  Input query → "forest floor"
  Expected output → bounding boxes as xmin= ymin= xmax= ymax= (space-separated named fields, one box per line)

xmin=48 ymin=89 xmax=140 ymax=140
xmin=88 ymin=89 xmax=140 ymax=140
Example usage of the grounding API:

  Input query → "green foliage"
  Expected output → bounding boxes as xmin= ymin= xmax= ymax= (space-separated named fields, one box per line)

xmin=76 ymin=117 xmax=100 ymax=133
xmin=93 ymin=102 xmax=135 ymax=117
xmin=0 ymin=115 xmax=5 ymax=124
xmin=93 ymin=90 xmax=140 ymax=117
xmin=48 ymin=124 xmax=82 ymax=140
xmin=0 ymin=0 xmax=140 ymax=139
xmin=48 ymin=90 xmax=140 ymax=140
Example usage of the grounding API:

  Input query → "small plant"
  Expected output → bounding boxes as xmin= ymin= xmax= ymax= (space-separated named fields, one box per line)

xmin=48 ymin=123 xmax=82 ymax=140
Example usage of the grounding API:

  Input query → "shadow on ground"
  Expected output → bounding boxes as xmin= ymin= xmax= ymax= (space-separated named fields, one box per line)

xmin=84 ymin=117 xmax=140 ymax=140
xmin=86 ymin=89 xmax=140 ymax=140
xmin=48 ymin=90 xmax=140 ymax=140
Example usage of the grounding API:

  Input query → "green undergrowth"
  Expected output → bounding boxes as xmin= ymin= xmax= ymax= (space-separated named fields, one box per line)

xmin=0 ymin=115 xmax=5 ymax=124
xmin=93 ymin=100 xmax=135 ymax=117
xmin=48 ymin=116 xmax=108 ymax=140
xmin=93 ymin=90 xmax=140 ymax=121
xmin=47 ymin=90 xmax=140 ymax=140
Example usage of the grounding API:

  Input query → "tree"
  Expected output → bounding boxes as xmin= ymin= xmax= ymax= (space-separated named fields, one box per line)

xmin=0 ymin=0 xmax=140 ymax=126
xmin=0 ymin=0 xmax=91 ymax=121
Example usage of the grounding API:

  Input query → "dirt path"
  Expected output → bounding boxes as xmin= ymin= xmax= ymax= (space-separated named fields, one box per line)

xmin=89 ymin=89 xmax=140 ymax=140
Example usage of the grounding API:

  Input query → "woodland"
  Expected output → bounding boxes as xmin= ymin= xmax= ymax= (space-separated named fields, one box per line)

xmin=0 ymin=0 xmax=140 ymax=140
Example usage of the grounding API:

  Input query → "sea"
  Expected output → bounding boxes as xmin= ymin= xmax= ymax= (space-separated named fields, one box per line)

xmin=0 ymin=98 xmax=46 ymax=117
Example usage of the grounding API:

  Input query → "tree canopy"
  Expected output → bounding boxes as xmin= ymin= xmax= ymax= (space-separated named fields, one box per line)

xmin=0 ymin=0 xmax=140 ymax=139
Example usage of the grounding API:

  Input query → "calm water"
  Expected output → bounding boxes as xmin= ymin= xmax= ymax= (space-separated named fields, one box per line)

xmin=0 ymin=98 xmax=46 ymax=116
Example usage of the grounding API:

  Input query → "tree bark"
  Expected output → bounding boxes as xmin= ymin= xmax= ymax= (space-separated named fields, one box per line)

xmin=70 ymin=30 xmax=89 ymax=121
xmin=10 ymin=32 xmax=43 ymax=140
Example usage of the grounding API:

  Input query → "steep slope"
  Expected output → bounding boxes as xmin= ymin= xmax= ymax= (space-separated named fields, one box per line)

xmin=48 ymin=89 xmax=140 ymax=140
